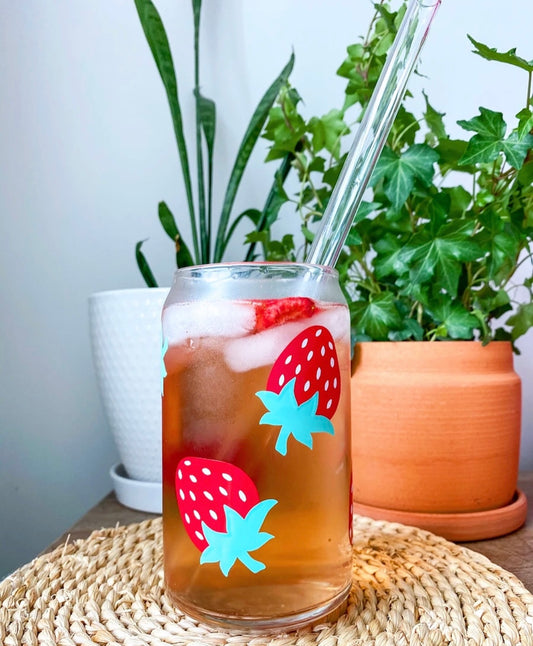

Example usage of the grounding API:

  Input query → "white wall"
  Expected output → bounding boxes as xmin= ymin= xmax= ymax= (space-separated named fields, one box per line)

xmin=1 ymin=0 xmax=532 ymax=578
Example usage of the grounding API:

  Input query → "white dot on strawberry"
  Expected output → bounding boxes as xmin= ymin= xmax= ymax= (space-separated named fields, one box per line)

xmin=189 ymin=474 xmax=197 ymax=483
xmin=219 ymin=486 xmax=228 ymax=496
xmin=278 ymin=374 xmax=285 ymax=387
xmin=204 ymin=491 xmax=214 ymax=501
xmin=194 ymin=510 xmax=201 ymax=520
xmin=177 ymin=469 xmax=183 ymax=480
xmin=222 ymin=473 xmax=232 ymax=482
xmin=189 ymin=491 xmax=196 ymax=501
xmin=325 ymin=380 xmax=330 ymax=391
xmin=304 ymin=380 xmax=311 ymax=392
xmin=179 ymin=489 xmax=185 ymax=500
xmin=301 ymin=338 xmax=308 ymax=349
xmin=184 ymin=513 xmax=191 ymax=524
xmin=184 ymin=460 xmax=191 ymax=466
xmin=315 ymin=329 xmax=323 ymax=337
xmin=330 ymin=357 xmax=335 ymax=368
xmin=327 ymin=399 xmax=333 ymax=410
xmin=328 ymin=342 xmax=334 ymax=350
xmin=285 ymin=354 xmax=292 ymax=365
xmin=307 ymin=350 xmax=313 ymax=361
xmin=334 ymin=377 xmax=338 ymax=389
xmin=320 ymin=346 xmax=326 ymax=356
xmin=239 ymin=490 xmax=247 ymax=502
xmin=202 ymin=467 xmax=211 ymax=476
xmin=316 ymin=367 xmax=322 ymax=380
xmin=295 ymin=364 xmax=302 ymax=375
xmin=209 ymin=509 xmax=218 ymax=520
xmin=195 ymin=531 xmax=204 ymax=541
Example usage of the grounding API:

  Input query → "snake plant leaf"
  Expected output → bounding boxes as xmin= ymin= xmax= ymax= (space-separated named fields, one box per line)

xmin=134 ymin=0 xmax=199 ymax=262
xmin=158 ymin=200 xmax=179 ymax=240
xmin=192 ymin=0 xmax=209 ymax=263
xmin=135 ymin=240 xmax=158 ymax=288
xmin=224 ymin=208 xmax=261 ymax=254
xmin=195 ymin=88 xmax=216 ymax=261
xmin=245 ymin=154 xmax=292 ymax=261
xmin=158 ymin=202 xmax=194 ymax=268
xmin=214 ymin=52 xmax=295 ymax=262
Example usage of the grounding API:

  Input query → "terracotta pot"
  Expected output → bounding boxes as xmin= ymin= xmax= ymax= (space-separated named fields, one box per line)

xmin=350 ymin=341 xmax=526 ymax=540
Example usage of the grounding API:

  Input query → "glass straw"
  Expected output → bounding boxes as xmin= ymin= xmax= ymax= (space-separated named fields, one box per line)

xmin=306 ymin=0 xmax=441 ymax=268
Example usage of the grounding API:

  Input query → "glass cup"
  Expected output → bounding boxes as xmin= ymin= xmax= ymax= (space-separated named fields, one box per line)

xmin=161 ymin=262 xmax=352 ymax=630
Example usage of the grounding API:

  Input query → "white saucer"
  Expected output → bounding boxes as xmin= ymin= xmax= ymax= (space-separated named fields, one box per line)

xmin=110 ymin=463 xmax=162 ymax=514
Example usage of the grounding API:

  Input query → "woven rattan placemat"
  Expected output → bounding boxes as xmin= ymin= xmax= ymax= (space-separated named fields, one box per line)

xmin=1 ymin=516 xmax=532 ymax=646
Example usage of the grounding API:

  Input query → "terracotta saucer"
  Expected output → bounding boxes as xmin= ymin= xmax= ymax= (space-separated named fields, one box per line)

xmin=352 ymin=489 xmax=528 ymax=542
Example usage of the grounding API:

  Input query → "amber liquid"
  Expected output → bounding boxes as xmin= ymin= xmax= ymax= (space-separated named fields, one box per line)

xmin=162 ymin=303 xmax=352 ymax=629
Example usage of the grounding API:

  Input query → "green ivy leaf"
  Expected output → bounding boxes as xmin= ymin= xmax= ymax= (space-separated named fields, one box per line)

xmin=436 ymin=139 xmax=471 ymax=174
xmin=468 ymin=35 xmax=533 ymax=73
xmin=390 ymin=106 xmax=420 ymax=147
xmin=371 ymin=144 xmax=439 ymax=210
xmin=507 ymin=302 xmax=533 ymax=341
xmin=373 ymin=234 xmax=412 ymax=279
xmin=350 ymin=293 xmax=403 ymax=341
xmin=388 ymin=318 xmax=424 ymax=341
xmin=353 ymin=201 xmax=381 ymax=225
xmin=442 ymin=186 xmax=472 ymax=218
xmin=308 ymin=109 xmax=348 ymax=159
xmin=427 ymin=298 xmax=481 ymax=339
xmin=473 ymin=286 xmax=512 ymax=320
xmin=423 ymin=91 xmax=447 ymax=141
xmin=502 ymin=131 xmax=533 ymax=169
xmin=458 ymin=107 xmax=506 ymax=138
xmin=458 ymin=108 xmax=509 ymax=166
xmin=518 ymin=161 xmax=533 ymax=186
xmin=402 ymin=220 xmax=481 ymax=296
xmin=516 ymin=108 xmax=533 ymax=140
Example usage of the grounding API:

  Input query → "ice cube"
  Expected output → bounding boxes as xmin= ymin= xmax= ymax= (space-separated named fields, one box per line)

xmin=163 ymin=301 xmax=255 ymax=345
xmin=224 ymin=306 xmax=349 ymax=373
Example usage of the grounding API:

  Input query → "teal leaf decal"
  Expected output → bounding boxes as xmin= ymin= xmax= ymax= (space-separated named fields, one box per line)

xmin=200 ymin=499 xmax=277 ymax=576
xmin=161 ymin=337 xmax=168 ymax=395
xmin=256 ymin=378 xmax=334 ymax=456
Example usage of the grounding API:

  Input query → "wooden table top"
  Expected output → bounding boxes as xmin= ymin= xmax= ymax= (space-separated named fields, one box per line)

xmin=47 ymin=472 xmax=533 ymax=592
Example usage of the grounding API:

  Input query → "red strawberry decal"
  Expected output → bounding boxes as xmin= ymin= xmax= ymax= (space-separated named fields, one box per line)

xmin=175 ymin=457 xmax=277 ymax=576
xmin=266 ymin=325 xmax=340 ymax=417
xmin=252 ymin=297 xmax=316 ymax=332
xmin=256 ymin=325 xmax=341 ymax=455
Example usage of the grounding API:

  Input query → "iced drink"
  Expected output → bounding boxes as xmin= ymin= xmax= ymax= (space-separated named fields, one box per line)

xmin=161 ymin=263 xmax=352 ymax=630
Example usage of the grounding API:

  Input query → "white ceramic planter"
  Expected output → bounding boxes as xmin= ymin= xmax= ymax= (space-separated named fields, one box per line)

xmin=89 ymin=287 xmax=169 ymax=511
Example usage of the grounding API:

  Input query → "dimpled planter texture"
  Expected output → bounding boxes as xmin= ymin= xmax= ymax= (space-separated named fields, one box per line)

xmin=89 ymin=288 xmax=169 ymax=483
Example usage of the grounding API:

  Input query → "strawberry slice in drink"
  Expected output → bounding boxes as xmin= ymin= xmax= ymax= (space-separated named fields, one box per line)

xmin=252 ymin=297 xmax=317 ymax=332
xmin=175 ymin=457 xmax=277 ymax=576
xmin=256 ymin=325 xmax=341 ymax=455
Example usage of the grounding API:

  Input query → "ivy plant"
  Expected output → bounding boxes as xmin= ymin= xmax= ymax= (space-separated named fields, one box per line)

xmin=256 ymin=2 xmax=533 ymax=347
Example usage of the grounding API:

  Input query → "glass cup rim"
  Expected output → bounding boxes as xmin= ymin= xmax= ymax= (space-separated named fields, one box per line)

xmin=173 ymin=261 xmax=339 ymax=278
